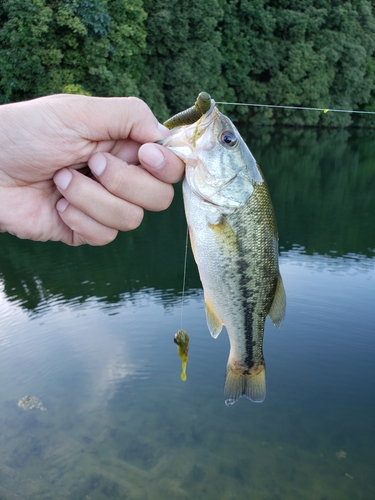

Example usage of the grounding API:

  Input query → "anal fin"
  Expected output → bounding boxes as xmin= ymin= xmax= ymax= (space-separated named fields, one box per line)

xmin=268 ymin=274 xmax=286 ymax=328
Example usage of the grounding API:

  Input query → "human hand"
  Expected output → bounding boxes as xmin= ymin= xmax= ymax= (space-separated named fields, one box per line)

xmin=0 ymin=94 xmax=184 ymax=245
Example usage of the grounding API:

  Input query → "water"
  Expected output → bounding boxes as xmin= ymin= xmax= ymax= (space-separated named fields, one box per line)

xmin=0 ymin=127 xmax=374 ymax=499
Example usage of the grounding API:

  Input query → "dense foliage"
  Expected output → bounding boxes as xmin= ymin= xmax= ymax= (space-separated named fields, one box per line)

xmin=0 ymin=0 xmax=146 ymax=102
xmin=1 ymin=0 xmax=375 ymax=126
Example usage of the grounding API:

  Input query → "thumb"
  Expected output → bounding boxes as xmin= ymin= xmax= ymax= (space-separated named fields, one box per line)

xmin=46 ymin=94 xmax=169 ymax=144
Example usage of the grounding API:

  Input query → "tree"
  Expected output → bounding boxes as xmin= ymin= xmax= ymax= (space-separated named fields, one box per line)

xmin=0 ymin=0 xmax=146 ymax=103
xmin=140 ymin=0 xmax=226 ymax=121
xmin=219 ymin=0 xmax=375 ymax=126
xmin=1 ymin=0 xmax=375 ymax=127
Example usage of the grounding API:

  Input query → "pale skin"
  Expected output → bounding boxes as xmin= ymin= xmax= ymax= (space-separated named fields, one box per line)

xmin=0 ymin=94 xmax=185 ymax=246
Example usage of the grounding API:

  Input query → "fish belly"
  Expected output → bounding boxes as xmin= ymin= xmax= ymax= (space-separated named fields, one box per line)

xmin=183 ymin=179 xmax=280 ymax=405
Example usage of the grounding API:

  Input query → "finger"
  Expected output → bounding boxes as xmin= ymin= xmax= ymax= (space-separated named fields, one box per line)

xmin=138 ymin=143 xmax=185 ymax=184
xmin=53 ymin=168 xmax=144 ymax=231
xmin=109 ymin=139 xmax=140 ymax=164
xmin=88 ymin=153 xmax=174 ymax=212
xmin=56 ymin=199 xmax=118 ymax=246
xmin=55 ymin=138 xmax=140 ymax=172
xmin=46 ymin=94 xmax=170 ymax=144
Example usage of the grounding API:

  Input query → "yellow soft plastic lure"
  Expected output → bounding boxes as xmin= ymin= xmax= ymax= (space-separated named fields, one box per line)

xmin=174 ymin=330 xmax=190 ymax=381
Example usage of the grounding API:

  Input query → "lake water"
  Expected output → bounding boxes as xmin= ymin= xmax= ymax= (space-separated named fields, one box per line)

xmin=0 ymin=127 xmax=374 ymax=499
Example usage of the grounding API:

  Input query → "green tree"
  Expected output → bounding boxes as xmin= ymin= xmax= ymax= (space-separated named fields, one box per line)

xmin=1 ymin=0 xmax=375 ymax=127
xmin=217 ymin=0 xmax=277 ymax=123
xmin=0 ymin=0 xmax=146 ymax=103
xmin=140 ymin=0 xmax=227 ymax=121
xmin=219 ymin=0 xmax=375 ymax=126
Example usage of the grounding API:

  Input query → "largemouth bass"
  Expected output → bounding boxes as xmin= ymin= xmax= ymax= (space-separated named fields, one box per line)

xmin=162 ymin=93 xmax=286 ymax=405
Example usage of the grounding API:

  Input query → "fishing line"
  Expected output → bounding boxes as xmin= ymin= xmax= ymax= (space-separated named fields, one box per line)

xmin=180 ymin=224 xmax=189 ymax=329
xmin=216 ymin=101 xmax=375 ymax=115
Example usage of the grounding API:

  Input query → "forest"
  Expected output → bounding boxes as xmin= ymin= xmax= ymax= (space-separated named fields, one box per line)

xmin=1 ymin=0 xmax=375 ymax=127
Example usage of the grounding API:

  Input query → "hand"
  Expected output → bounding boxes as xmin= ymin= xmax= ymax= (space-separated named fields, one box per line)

xmin=0 ymin=94 xmax=184 ymax=245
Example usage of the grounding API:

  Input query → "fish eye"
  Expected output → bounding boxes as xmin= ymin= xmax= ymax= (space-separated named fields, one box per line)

xmin=220 ymin=130 xmax=237 ymax=148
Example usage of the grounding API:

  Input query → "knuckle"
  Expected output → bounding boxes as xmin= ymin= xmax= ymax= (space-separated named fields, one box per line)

xmin=127 ymin=96 xmax=151 ymax=116
xmin=107 ymin=166 xmax=129 ymax=195
xmin=104 ymin=159 xmax=136 ymax=198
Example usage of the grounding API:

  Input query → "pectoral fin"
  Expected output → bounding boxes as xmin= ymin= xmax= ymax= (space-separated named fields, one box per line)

xmin=204 ymin=296 xmax=223 ymax=339
xmin=208 ymin=218 xmax=238 ymax=255
xmin=268 ymin=274 xmax=286 ymax=328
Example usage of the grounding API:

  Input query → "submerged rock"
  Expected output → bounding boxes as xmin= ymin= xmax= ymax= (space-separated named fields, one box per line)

xmin=17 ymin=396 xmax=46 ymax=412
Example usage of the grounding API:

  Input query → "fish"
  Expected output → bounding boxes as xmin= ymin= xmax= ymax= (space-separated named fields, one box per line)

xmin=162 ymin=93 xmax=286 ymax=405
xmin=174 ymin=329 xmax=190 ymax=381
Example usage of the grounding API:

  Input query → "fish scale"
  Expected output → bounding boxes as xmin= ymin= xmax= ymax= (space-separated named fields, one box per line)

xmin=228 ymin=180 xmax=279 ymax=367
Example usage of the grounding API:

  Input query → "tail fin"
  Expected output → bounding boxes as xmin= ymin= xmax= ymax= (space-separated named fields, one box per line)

xmin=224 ymin=365 xmax=266 ymax=406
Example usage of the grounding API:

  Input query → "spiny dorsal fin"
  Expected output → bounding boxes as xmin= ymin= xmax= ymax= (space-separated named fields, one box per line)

xmin=204 ymin=295 xmax=223 ymax=339
xmin=268 ymin=274 xmax=286 ymax=328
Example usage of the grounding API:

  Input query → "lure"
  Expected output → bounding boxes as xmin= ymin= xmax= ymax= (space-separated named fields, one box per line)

xmin=164 ymin=92 xmax=212 ymax=129
xmin=174 ymin=329 xmax=190 ymax=381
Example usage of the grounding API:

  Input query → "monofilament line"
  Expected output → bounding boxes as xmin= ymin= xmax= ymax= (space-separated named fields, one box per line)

xmin=216 ymin=102 xmax=375 ymax=115
xmin=180 ymin=225 xmax=189 ymax=329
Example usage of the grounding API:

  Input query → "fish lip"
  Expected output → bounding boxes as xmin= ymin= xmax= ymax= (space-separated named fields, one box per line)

xmin=158 ymin=102 xmax=217 ymax=152
xmin=197 ymin=101 xmax=217 ymax=129
xmin=205 ymin=100 xmax=216 ymax=119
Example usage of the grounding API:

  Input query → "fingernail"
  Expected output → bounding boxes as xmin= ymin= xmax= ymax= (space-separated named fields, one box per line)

xmin=54 ymin=169 xmax=73 ymax=190
xmin=158 ymin=122 xmax=171 ymax=137
xmin=56 ymin=198 xmax=69 ymax=213
xmin=89 ymin=152 xmax=107 ymax=176
xmin=140 ymin=144 xmax=165 ymax=169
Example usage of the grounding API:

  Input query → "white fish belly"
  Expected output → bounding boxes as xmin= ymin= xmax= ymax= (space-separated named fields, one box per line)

xmin=183 ymin=181 xmax=252 ymax=359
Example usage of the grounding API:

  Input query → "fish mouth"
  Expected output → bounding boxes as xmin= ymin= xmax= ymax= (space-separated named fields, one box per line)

xmin=159 ymin=108 xmax=217 ymax=157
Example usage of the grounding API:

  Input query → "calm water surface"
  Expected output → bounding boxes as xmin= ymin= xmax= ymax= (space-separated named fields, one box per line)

xmin=0 ymin=127 xmax=374 ymax=499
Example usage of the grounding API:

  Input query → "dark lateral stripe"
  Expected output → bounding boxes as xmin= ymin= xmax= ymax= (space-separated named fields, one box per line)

xmin=237 ymin=256 xmax=256 ymax=367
